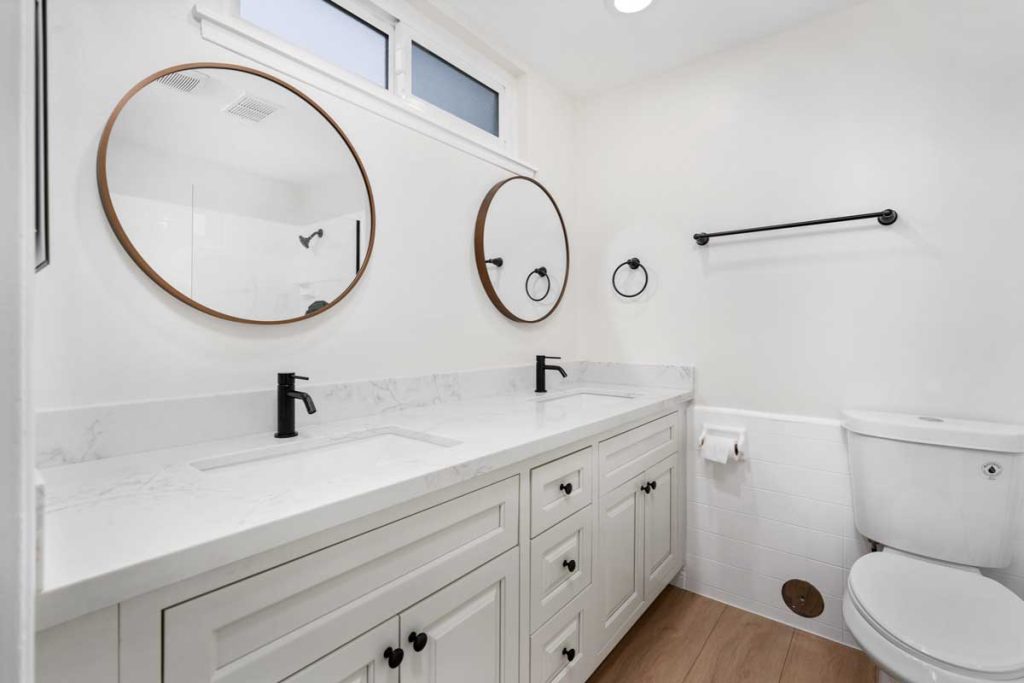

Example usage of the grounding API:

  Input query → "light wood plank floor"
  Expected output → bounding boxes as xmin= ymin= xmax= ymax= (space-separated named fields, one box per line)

xmin=589 ymin=587 xmax=876 ymax=683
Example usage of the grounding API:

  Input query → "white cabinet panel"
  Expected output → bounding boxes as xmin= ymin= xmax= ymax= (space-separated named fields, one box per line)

xmin=598 ymin=413 xmax=679 ymax=494
xmin=593 ymin=474 xmax=644 ymax=650
xmin=529 ymin=588 xmax=589 ymax=683
xmin=530 ymin=507 xmax=592 ymax=631
xmin=530 ymin=447 xmax=592 ymax=536
xmin=163 ymin=478 xmax=518 ymax=683
xmin=285 ymin=618 xmax=400 ymax=683
xmin=399 ymin=549 xmax=519 ymax=683
xmin=643 ymin=455 xmax=680 ymax=599
xmin=36 ymin=607 xmax=118 ymax=683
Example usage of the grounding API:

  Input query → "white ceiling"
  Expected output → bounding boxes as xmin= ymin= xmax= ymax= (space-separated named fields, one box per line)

xmin=427 ymin=0 xmax=863 ymax=95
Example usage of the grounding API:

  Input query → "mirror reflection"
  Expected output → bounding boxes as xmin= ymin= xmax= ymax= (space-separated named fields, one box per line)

xmin=99 ymin=64 xmax=374 ymax=323
xmin=475 ymin=177 xmax=569 ymax=323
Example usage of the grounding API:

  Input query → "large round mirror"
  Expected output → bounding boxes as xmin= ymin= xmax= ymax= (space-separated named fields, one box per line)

xmin=474 ymin=177 xmax=569 ymax=323
xmin=98 ymin=63 xmax=375 ymax=324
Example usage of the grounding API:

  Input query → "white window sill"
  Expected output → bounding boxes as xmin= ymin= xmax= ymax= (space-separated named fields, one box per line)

xmin=192 ymin=3 xmax=537 ymax=177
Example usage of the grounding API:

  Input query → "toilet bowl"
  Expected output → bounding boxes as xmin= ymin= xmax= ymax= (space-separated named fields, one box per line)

xmin=844 ymin=550 xmax=1024 ymax=682
xmin=841 ymin=411 xmax=1024 ymax=683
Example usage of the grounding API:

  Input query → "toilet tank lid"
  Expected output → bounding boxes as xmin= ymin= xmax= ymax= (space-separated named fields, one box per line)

xmin=842 ymin=410 xmax=1024 ymax=453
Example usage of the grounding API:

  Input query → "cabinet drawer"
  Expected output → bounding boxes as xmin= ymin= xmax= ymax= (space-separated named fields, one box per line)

xmin=163 ymin=477 xmax=519 ymax=683
xmin=531 ymin=447 xmax=592 ymax=536
xmin=530 ymin=507 xmax=592 ymax=631
xmin=530 ymin=587 xmax=590 ymax=683
xmin=598 ymin=412 xmax=679 ymax=494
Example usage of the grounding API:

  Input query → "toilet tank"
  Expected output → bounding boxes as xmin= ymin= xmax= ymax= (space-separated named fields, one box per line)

xmin=843 ymin=411 xmax=1024 ymax=568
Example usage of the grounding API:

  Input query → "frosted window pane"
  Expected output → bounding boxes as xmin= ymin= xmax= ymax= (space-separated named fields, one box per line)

xmin=241 ymin=0 xmax=388 ymax=88
xmin=412 ymin=43 xmax=499 ymax=136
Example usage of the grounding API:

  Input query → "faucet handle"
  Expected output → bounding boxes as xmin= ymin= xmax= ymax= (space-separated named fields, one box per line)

xmin=294 ymin=375 xmax=309 ymax=381
xmin=539 ymin=355 xmax=561 ymax=361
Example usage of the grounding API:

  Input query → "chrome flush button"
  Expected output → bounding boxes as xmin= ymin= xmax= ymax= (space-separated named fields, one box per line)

xmin=983 ymin=463 xmax=1002 ymax=479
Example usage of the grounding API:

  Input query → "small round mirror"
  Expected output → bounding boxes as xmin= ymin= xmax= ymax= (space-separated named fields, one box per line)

xmin=474 ymin=177 xmax=569 ymax=323
xmin=98 ymin=63 xmax=375 ymax=324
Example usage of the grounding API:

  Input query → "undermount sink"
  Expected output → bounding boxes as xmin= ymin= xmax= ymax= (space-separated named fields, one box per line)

xmin=191 ymin=426 xmax=460 ymax=472
xmin=535 ymin=390 xmax=637 ymax=407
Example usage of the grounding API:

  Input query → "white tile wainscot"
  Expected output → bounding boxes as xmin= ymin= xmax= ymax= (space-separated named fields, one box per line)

xmin=681 ymin=406 xmax=869 ymax=648
xmin=35 ymin=380 xmax=690 ymax=683
xmin=681 ymin=406 xmax=1024 ymax=647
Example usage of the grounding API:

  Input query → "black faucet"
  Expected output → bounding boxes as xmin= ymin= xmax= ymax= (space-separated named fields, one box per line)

xmin=535 ymin=355 xmax=567 ymax=393
xmin=275 ymin=373 xmax=317 ymax=438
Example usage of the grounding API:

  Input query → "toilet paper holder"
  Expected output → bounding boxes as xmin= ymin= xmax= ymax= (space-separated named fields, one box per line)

xmin=697 ymin=425 xmax=746 ymax=460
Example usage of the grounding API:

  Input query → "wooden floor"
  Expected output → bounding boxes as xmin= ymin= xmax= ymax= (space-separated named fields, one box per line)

xmin=588 ymin=586 xmax=876 ymax=683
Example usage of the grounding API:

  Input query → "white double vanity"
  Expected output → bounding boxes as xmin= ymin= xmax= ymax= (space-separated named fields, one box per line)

xmin=36 ymin=373 xmax=692 ymax=683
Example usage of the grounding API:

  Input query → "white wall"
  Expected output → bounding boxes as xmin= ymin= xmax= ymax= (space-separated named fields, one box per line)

xmin=34 ymin=0 xmax=579 ymax=410
xmin=573 ymin=0 xmax=1024 ymax=627
xmin=0 ymin=0 xmax=35 ymax=679
xmin=575 ymin=0 xmax=1024 ymax=424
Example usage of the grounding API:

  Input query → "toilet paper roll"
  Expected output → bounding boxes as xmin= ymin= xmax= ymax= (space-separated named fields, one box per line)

xmin=699 ymin=434 xmax=737 ymax=464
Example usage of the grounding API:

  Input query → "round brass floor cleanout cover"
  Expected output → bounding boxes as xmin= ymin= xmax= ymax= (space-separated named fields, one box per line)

xmin=781 ymin=579 xmax=825 ymax=618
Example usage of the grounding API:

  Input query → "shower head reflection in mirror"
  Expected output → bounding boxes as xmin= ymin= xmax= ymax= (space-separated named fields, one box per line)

xmin=299 ymin=228 xmax=324 ymax=249
xmin=97 ymin=63 xmax=375 ymax=324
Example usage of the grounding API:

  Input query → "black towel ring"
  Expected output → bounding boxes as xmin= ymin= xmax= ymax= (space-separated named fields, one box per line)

xmin=612 ymin=258 xmax=648 ymax=298
xmin=526 ymin=266 xmax=551 ymax=302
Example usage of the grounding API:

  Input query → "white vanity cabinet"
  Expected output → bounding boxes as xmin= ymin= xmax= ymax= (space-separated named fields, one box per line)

xmin=36 ymin=405 xmax=687 ymax=683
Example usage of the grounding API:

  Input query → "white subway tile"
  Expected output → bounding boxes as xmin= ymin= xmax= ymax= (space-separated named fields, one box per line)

xmin=686 ymin=554 xmax=755 ymax=599
xmin=744 ymin=430 xmax=849 ymax=473
xmin=747 ymin=460 xmax=851 ymax=505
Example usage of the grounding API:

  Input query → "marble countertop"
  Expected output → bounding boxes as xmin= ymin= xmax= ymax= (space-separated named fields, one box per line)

xmin=37 ymin=383 xmax=691 ymax=629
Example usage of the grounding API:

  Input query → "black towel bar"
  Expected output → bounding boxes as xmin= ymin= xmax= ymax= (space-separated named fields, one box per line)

xmin=694 ymin=209 xmax=897 ymax=246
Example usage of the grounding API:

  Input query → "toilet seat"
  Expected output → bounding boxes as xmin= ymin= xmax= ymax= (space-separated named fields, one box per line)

xmin=847 ymin=551 xmax=1024 ymax=681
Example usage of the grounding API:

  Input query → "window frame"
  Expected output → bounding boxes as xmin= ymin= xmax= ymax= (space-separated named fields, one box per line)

xmin=235 ymin=0 xmax=397 ymax=93
xmin=397 ymin=22 xmax=511 ymax=146
xmin=198 ymin=0 xmax=529 ymax=173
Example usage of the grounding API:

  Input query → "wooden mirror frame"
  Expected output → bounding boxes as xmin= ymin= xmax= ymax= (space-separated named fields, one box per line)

xmin=96 ymin=62 xmax=376 ymax=325
xmin=474 ymin=176 xmax=570 ymax=324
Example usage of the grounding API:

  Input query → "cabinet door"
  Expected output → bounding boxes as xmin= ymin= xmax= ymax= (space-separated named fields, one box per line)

xmin=399 ymin=549 xmax=519 ymax=683
xmin=642 ymin=455 xmax=680 ymax=600
xmin=285 ymin=618 xmax=400 ymax=683
xmin=593 ymin=474 xmax=645 ymax=651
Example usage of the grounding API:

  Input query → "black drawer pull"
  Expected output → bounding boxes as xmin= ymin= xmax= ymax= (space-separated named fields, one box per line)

xmin=408 ymin=631 xmax=428 ymax=652
xmin=383 ymin=646 xmax=404 ymax=669
xmin=563 ymin=558 xmax=577 ymax=573
xmin=559 ymin=482 xmax=573 ymax=495
xmin=562 ymin=647 xmax=576 ymax=662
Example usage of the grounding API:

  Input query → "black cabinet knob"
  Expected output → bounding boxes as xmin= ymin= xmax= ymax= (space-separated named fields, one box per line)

xmin=383 ymin=646 xmax=404 ymax=669
xmin=562 ymin=647 xmax=576 ymax=662
xmin=408 ymin=631 xmax=428 ymax=652
xmin=641 ymin=483 xmax=652 ymax=494
xmin=649 ymin=480 xmax=657 ymax=490
xmin=563 ymin=558 xmax=577 ymax=573
xmin=559 ymin=482 xmax=573 ymax=495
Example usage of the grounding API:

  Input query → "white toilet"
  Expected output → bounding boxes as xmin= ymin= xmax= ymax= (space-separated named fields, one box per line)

xmin=842 ymin=411 xmax=1024 ymax=683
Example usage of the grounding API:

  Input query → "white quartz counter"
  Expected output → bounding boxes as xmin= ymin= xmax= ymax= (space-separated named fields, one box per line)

xmin=37 ymin=383 xmax=691 ymax=629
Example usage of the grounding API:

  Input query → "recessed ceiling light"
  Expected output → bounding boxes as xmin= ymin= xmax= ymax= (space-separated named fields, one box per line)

xmin=611 ymin=0 xmax=653 ymax=14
